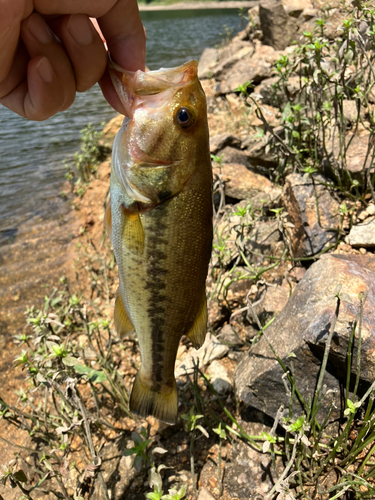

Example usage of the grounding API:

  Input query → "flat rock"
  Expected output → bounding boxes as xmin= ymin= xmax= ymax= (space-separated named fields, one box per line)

xmin=210 ymin=133 xmax=241 ymax=154
xmin=198 ymin=488 xmax=216 ymax=500
xmin=206 ymin=360 xmax=232 ymax=395
xmin=346 ymin=216 xmax=375 ymax=248
xmin=176 ymin=333 xmax=229 ymax=379
xmin=199 ymin=41 xmax=253 ymax=80
xmin=235 ymin=254 xmax=375 ymax=421
xmin=281 ymin=0 xmax=313 ymax=17
xmin=213 ymin=162 xmax=279 ymax=202
xmin=282 ymin=173 xmax=341 ymax=257
xmin=217 ymin=44 xmax=280 ymax=94
xmin=259 ymin=0 xmax=298 ymax=49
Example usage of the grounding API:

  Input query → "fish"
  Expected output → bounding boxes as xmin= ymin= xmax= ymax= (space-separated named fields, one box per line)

xmin=105 ymin=60 xmax=213 ymax=424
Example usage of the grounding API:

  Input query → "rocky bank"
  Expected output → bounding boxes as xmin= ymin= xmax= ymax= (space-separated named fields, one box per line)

xmin=1 ymin=0 xmax=375 ymax=499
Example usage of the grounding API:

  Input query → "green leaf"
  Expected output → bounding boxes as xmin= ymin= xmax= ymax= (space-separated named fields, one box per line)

xmin=89 ymin=371 xmax=107 ymax=383
xmin=346 ymin=399 xmax=356 ymax=414
xmin=62 ymin=356 xmax=78 ymax=367
xmin=288 ymin=415 xmax=305 ymax=432
xmin=74 ymin=364 xmax=92 ymax=374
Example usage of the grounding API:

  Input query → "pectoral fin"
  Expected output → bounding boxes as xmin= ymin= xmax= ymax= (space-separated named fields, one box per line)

xmin=122 ymin=205 xmax=144 ymax=255
xmin=186 ymin=293 xmax=208 ymax=350
xmin=104 ymin=199 xmax=112 ymax=240
xmin=114 ymin=291 xmax=135 ymax=337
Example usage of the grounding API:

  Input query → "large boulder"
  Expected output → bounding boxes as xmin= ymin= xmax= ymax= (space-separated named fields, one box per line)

xmin=235 ymin=254 xmax=375 ymax=421
xmin=259 ymin=0 xmax=298 ymax=50
xmin=282 ymin=173 xmax=341 ymax=257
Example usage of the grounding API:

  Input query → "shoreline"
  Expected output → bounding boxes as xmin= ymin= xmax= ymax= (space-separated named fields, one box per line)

xmin=139 ymin=1 xmax=257 ymax=11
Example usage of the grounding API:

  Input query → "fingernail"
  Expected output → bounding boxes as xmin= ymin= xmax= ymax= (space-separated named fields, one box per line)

xmin=27 ymin=13 xmax=54 ymax=45
xmin=67 ymin=15 xmax=94 ymax=46
xmin=36 ymin=57 xmax=54 ymax=83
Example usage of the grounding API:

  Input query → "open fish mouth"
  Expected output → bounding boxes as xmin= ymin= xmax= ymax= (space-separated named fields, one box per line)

xmin=108 ymin=59 xmax=199 ymax=117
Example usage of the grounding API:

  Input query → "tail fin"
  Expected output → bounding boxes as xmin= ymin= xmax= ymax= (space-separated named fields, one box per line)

xmin=129 ymin=373 xmax=178 ymax=425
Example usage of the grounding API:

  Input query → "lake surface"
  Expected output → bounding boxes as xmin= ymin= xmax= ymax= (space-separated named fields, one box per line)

xmin=0 ymin=8 xmax=245 ymax=245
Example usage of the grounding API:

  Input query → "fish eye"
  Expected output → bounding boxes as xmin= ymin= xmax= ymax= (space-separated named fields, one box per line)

xmin=175 ymin=107 xmax=195 ymax=129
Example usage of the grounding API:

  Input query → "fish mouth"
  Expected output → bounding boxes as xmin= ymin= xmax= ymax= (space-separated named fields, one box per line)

xmin=109 ymin=58 xmax=199 ymax=117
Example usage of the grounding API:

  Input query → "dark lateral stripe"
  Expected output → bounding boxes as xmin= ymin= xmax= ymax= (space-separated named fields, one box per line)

xmin=144 ymin=205 xmax=169 ymax=392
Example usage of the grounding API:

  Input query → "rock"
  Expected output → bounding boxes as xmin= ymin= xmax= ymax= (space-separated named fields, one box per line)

xmin=282 ymin=173 xmax=341 ymax=257
xmin=198 ymin=48 xmax=218 ymax=79
xmin=217 ymin=324 xmax=243 ymax=347
xmin=346 ymin=216 xmax=375 ymax=248
xmin=233 ymin=6 xmax=261 ymax=42
xmin=213 ymin=162 xmax=279 ymax=202
xmin=200 ymin=40 xmax=253 ymax=81
xmin=254 ymin=75 xmax=300 ymax=106
xmin=207 ymin=300 xmax=230 ymax=330
xmin=301 ymin=7 xmax=318 ymax=21
xmin=333 ymin=134 xmax=373 ymax=177
xmin=217 ymin=44 xmax=280 ymax=94
xmin=219 ymin=147 xmax=250 ymax=168
xmin=176 ymin=333 xmax=229 ymax=379
xmin=210 ymin=133 xmax=241 ymax=154
xmin=324 ymin=9 xmax=346 ymax=40
xmin=211 ymin=44 xmax=254 ymax=80
xmin=198 ymin=488 xmax=216 ymax=500
xmin=245 ymin=219 xmax=282 ymax=255
xmin=235 ymin=254 xmax=375 ymax=421
xmin=88 ymin=436 xmax=137 ymax=500
xmin=242 ymin=133 xmax=278 ymax=169
xmin=281 ymin=0 xmax=313 ymax=17
xmin=206 ymin=360 xmax=232 ymax=395
xmin=253 ymin=278 xmax=292 ymax=319
xmin=342 ymin=99 xmax=358 ymax=123
xmin=259 ymin=0 xmax=298 ymax=50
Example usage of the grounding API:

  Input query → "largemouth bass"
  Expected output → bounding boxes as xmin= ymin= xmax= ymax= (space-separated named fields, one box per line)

xmin=106 ymin=60 xmax=213 ymax=424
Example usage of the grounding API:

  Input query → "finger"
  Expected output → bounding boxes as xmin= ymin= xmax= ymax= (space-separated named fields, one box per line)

xmin=34 ymin=0 xmax=118 ymax=18
xmin=99 ymin=67 xmax=125 ymax=114
xmin=0 ymin=0 xmax=27 ymax=82
xmin=0 ymin=55 xmax=65 ymax=121
xmin=0 ymin=41 xmax=29 ymax=100
xmin=20 ymin=13 xmax=76 ymax=113
xmin=98 ymin=0 xmax=146 ymax=72
xmin=54 ymin=14 xmax=107 ymax=92
xmin=1 ymin=12 xmax=77 ymax=120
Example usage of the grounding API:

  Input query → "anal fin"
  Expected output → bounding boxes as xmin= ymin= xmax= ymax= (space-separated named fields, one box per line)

xmin=114 ymin=291 xmax=135 ymax=337
xmin=186 ymin=293 xmax=208 ymax=350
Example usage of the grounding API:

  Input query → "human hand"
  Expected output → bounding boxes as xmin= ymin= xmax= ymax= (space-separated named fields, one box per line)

xmin=0 ymin=0 xmax=146 ymax=120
